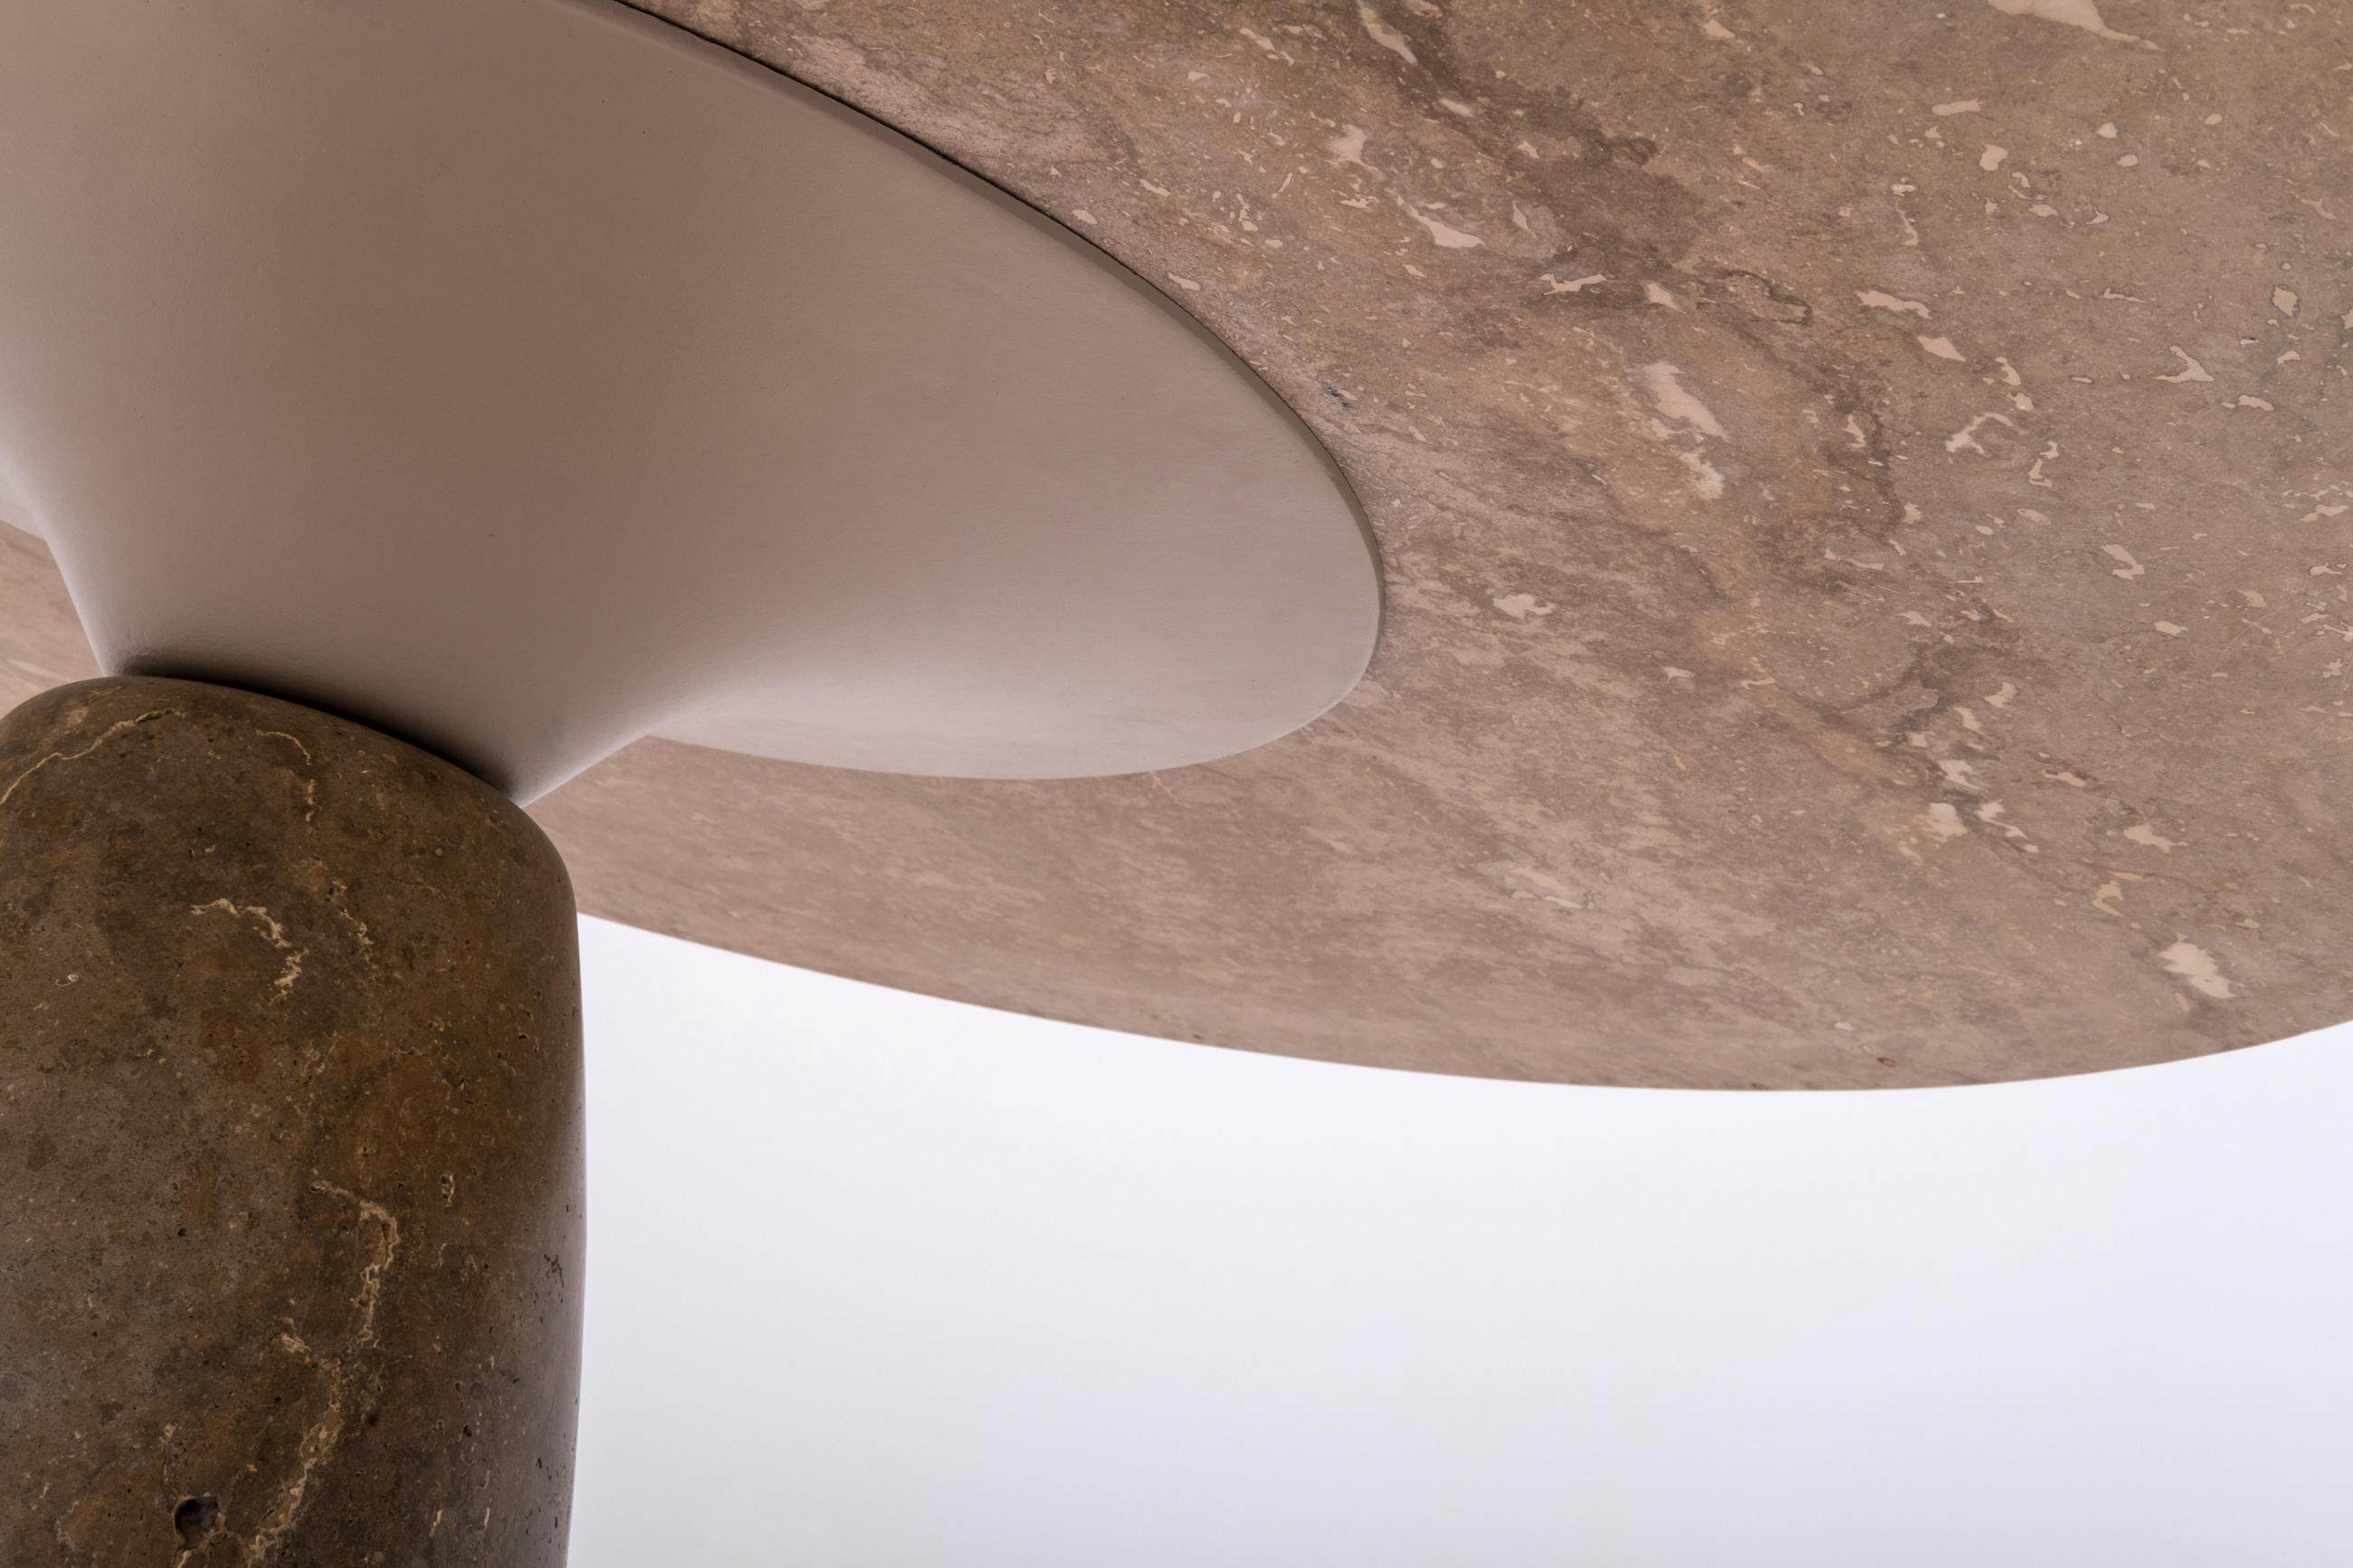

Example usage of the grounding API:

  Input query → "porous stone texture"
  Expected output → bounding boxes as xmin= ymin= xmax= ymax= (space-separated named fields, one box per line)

xmin=575 ymin=0 xmax=2353 ymax=1087
xmin=7 ymin=0 xmax=2353 ymax=1089
xmin=0 ymin=678 xmax=583 ymax=1563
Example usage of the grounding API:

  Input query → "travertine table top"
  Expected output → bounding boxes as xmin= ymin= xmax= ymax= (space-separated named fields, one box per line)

xmin=8 ymin=0 xmax=2348 ymax=1087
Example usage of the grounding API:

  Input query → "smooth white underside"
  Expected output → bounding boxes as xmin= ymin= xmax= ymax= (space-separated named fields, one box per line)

xmin=0 ymin=0 xmax=1377 ymax=799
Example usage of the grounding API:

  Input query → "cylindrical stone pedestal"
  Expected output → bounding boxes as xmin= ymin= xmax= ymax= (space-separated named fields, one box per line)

xmin=1 ymin=677 xmax=583 ymax=1563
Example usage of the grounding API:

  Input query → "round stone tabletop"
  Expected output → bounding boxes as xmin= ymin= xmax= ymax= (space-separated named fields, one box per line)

xmin=6 ymin=0 xmax=2348 ymax=1088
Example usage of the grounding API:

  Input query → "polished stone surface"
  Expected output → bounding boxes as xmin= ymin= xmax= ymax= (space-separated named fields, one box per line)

xmin=0 ymin=678 xmax=582 ymax=1563
xmin=7 ymin=0 xmax=2351 ymax=1088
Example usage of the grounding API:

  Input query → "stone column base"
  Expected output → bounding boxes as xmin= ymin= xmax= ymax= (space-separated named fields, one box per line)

xmin=1 ymin=677 xmax=584 ymax=1564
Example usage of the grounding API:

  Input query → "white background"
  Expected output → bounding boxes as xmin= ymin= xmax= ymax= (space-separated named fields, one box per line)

xmin=568 ymin=917 xmax=2352 ymax=1567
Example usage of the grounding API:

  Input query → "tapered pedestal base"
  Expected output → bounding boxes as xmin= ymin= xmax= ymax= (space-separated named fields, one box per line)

xmin=0 ymin=678 xmax=584 ymax=1563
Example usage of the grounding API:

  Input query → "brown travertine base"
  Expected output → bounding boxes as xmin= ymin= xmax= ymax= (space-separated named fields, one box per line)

xmin=0 ymin=678 xmax=583 ymax=1564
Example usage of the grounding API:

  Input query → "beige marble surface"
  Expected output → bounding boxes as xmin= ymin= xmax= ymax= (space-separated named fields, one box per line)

xmin=9 ymin=0 xmax=2351 ymax=1087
